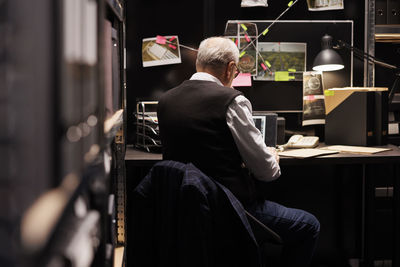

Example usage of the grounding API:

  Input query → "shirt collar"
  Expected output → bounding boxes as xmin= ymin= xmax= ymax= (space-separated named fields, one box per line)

xmin=189 ymin=72 xmax=223 ymax=86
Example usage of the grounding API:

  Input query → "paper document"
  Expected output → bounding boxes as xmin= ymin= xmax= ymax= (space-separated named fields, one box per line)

xmin=302 ymin=71 xmax=325 ymax=126
xmin=321 ymin=145 xmax=392 ymax=155
xmin=142 ymin=36 xmax=181 ymax=67
xmin=241 ymin=0 xmax=268 ymax=7
xmin=306 ymin=0 xmax=344 ymax=11
xmin=232 ymin=73 xmax=252 ymax=87
xmin=278 ymin=148 xmax=338 ymax=159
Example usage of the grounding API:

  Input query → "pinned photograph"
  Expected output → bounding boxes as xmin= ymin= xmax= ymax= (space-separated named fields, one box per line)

xmin=302 ymin=71 xmax=326 ymax=126
xmin=142 ymin=35 xmax=181 ymax=67
xmin=227 ymin=35 xmax=257 ymax=75
xmin=254 ymin=42 xmax=306 ymax=81
xmin=224 ymin=22 xmax=258 ymax=76
xmin=306 ymin=0 xmax=344 ymax=11
xmin=238 ymin=37 xmax=258 ymax=76
xmin=241 ymin=0 xmax=268 ymax=7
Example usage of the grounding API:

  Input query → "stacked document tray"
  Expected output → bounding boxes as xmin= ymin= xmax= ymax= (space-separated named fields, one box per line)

xmin=134 ymin=101 xmax=161 ymax=152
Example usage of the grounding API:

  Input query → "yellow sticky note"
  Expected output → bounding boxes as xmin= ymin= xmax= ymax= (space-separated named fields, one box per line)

xmin=240 ymin=24 xmax=248 ymax=31
xmin=240 ymin=51 xmax=246 ymax=58
xmin=289 ymin=75 xmax=295 ymax=80
xmin=265 ymin=61 xmax=271 ymax=68
xmin=288 ymin=68 xmax=296 ymax=72
xmin=324 ymin=90 xmax=335 ymax=96
xmin=262 ymin=28 xmax=269 ymax=36
xmin=288 ymin=1 xmax=293 ymax=7
xmin=275 ymin=71 xmax=290 ymax=81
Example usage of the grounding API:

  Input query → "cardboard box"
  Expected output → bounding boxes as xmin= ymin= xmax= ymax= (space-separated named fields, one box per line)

xmin=324 ymin=87 xmax=388 ymax=146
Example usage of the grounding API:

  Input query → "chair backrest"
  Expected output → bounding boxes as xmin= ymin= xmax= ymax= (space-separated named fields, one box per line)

xmin=131 ymin=160 xmax=264 ymax=267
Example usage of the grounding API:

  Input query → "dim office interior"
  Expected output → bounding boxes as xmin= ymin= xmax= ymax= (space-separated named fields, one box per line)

xmin=1 ymin=0 xmax=400 ymax=267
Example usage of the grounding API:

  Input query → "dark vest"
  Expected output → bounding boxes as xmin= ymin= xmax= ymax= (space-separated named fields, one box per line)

xmin=157 ymin=80 xmax=257 ymax=204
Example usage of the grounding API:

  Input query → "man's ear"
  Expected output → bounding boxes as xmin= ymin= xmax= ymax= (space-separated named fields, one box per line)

xmin=223 ymin=61 xmax=236 ymax=87
xmin=226 ymin=61 xmax=235 ymax=79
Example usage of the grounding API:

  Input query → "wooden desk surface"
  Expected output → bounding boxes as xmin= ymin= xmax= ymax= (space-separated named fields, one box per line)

xmin=125 ymin=144 xmax=400 ymax=166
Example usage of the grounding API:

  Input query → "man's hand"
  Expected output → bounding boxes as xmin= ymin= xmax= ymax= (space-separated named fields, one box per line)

xmin=267 ymin=146 xmax=280 ymax=164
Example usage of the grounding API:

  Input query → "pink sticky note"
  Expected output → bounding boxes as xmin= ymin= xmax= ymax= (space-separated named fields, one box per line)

xmin=232 ymin=73 xmax=252 ymax=87
xmin=305 ymin=95 xmax=315 ymax=100
xmin=168 ymin=44 xmax=177 ymax=50
xmin=156 ymin=35 xmax=166 ymax=44
xmin=245 ymin=34 xmax=251 ymax=42
xmin=260 ymin=63 xmax=267 ymax=70
xmin=169 ymin=36 xmax=176 ymax=42
xmin=235 ymin=39 xmax=238 ymax=46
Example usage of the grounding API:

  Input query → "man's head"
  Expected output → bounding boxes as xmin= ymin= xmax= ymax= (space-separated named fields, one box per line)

xmin=196 ymin=37 xmax=240 ymax=87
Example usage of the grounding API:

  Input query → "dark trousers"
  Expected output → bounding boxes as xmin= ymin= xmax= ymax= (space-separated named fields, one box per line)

xmin=246 ymin=200 xmax=320 ymax=267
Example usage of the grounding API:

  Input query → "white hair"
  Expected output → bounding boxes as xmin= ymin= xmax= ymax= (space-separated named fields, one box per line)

xmin=196 ymin=37 xmax=239 ymax=69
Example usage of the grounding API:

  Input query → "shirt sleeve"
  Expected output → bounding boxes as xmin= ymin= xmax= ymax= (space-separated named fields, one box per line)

xmin=226 ymin=95 xmax=281 ymax=182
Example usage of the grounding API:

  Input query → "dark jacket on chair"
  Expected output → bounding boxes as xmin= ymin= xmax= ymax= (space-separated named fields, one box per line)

xmin=131 ymin=160 xmax=262 ymax=267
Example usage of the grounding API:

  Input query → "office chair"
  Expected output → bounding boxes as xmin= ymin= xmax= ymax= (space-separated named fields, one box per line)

xmin=245 ymin=209 xmax=283 ymax=267
xmin=131 ymin=160 xmax=282 ymax=267
xmin=245 ymin=210 xmax=282 ymax=245
xmin=214 ymin=177 xmax=283 ymax=266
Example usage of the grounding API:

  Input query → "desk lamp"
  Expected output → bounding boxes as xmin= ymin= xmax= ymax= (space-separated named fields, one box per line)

xmin=313 ymin=34 xmax=400 ymax=104
xmin=312 ymin=34 xmax=344 ymax=72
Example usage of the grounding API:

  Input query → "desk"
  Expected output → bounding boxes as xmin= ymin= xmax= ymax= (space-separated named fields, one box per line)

xmin=125 ymin=144 xmax=400 ymax=267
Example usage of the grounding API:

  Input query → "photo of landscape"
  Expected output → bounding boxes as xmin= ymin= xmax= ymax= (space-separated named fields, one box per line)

xmin=255 ymin=42 xmax=306 ymax=81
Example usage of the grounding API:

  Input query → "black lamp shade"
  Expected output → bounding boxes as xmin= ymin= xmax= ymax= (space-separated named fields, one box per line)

xmin=312 ymin=35 xmax=344 ymax=72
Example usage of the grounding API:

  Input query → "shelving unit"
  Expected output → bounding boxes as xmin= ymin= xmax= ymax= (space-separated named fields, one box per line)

xmin=106 ymin=0 xmax=123 ymax=22
xmin=364 ymin=2 xmax=400 ymax=266
xmin=375 ymin=25 xmax=400 ymax=43
xmin=375 ymin=24 xmax=400 ymax=145
xmin=103 ymin=0 xmax=127 ymax=261
xmin=0 ymin=0 xmax=126 ymax=266
xmin=364 ymin=0 xmax=400 ymax=146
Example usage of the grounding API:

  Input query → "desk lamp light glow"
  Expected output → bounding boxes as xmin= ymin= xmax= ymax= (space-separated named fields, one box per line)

xmin=312 ymin=34 xmax=345 ymax=72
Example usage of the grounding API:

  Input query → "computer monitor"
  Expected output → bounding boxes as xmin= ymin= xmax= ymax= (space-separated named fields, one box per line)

xmin=252 ymin=113 xmax=278 ymax=147
xmin=253 ymin=115 xmax=266 ymax=140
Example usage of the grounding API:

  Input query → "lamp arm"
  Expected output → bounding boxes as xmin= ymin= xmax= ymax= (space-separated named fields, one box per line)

xmin=337 ymin=40 xmax=400 ymax=104
xmin=336 ymin=40 xmax=398 ymax=70
xmin=372 ymin=59 xmax=399 ymax=70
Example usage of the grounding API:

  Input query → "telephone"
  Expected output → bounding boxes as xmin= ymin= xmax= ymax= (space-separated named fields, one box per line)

xmin=279 ymin=135 xmax=319 ymax=150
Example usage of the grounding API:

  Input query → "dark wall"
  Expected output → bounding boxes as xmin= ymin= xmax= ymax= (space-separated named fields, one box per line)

xmin=126 ymin=0 xmax=366 ymax=144
xmin=375 ymin=42 xmax=400 ymax=91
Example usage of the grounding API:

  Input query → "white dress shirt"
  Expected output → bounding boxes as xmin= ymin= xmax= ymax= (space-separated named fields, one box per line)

xmin=190 ymin=72 xmax=281 ymax=182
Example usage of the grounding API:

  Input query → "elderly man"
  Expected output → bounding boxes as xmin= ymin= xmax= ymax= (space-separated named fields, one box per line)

xmin=157 ymin=36 xmax=320 ymax=267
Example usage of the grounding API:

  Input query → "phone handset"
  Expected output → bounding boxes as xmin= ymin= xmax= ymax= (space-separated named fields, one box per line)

xmin=278 ymin=135 xmax=319 ymax=151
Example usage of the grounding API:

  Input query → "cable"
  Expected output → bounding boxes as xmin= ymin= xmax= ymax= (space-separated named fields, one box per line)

xmin=166 ymin=40 xmax=198 ymax=52
xmin=239 ymin=0 xmax=301 ymax=53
